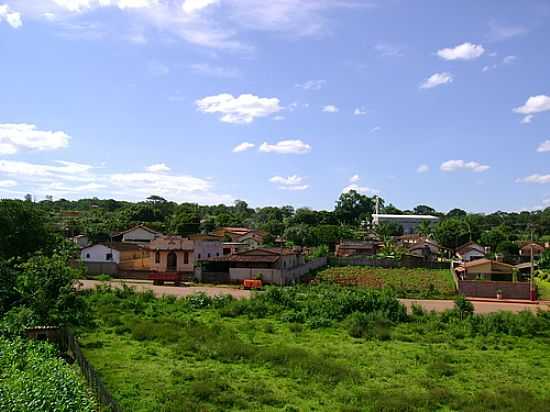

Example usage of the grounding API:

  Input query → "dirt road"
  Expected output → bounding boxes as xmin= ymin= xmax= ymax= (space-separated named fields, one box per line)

xmin=79 ymin=279 xmax=549 ymax=314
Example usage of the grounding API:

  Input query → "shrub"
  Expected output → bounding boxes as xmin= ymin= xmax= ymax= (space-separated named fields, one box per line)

xmin=454 ymin=295 xmax=474 ymax=320
xmin=96 ymin=274 xmax=112 ymax=282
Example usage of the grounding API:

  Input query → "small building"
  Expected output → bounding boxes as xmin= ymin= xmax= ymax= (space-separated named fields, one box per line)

xmin=456 ymin=258 xmax=515 ymax=281
xmin=335 ymin=240 xmax=379 ymax=257
xmin=395 ymin=234 xmax=425 ymax=246
xmin=408 ymin=240 xmax=442 ymax=261
xmin=518 ymin=242 xmax=545 ymax=261
xmin=205 ymin=247 xmax=308 ymax=284
xmin=80 ymin=242 xmax=150 ymax=274
xmin=147 ymin=235 xmax=223 ymax=273
xmin=456 ymin=241 xmax=486 ymax=262
xmin=213 ymin=227 xmax=265 ymax=248
xmin=372 ymin=214 xmax=439 ymax=234
xmin=71 ymin=234 xmax=90 ymax=249
xmin=112 ymin=224 xmax=162 ymax=245
xmin=222 ymin=242 xmax=249 ymax=256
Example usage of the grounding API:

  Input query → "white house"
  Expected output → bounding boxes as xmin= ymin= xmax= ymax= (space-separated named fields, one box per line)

xmin=81 ymin=244 xmax=120 ymax=264
xmin=112 ymin=224 xmax=162 ymax=245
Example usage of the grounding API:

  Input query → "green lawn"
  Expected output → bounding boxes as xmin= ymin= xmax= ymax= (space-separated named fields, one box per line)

xmin=78 ymin=286 xmax=550 ymax=412
xmin=318 ymin=267 xmax=457 ymax=299
xmin=536 ymin=278 xmax=550 ymax=301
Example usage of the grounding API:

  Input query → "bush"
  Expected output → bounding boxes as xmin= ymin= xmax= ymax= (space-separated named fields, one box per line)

xmin=0 ymin=337 xmax=95 ymax=412
xmin=454 ymin=295 xmax=474 ymax=320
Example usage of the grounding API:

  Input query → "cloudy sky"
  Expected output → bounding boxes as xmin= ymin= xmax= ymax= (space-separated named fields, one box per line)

xmin=0 ymin=0 xmax=549 ymax=212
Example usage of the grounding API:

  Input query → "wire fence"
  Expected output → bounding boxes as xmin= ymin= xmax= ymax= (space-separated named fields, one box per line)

xmin=57 ymin=328 xmax=123 ymax=412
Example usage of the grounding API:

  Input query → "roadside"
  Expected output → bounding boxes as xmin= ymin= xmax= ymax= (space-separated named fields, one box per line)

xmin=78 ymin=279 xmax=550 ymax=314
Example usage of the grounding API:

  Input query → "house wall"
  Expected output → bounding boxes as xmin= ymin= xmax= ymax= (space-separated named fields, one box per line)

xmin=229 ymin=257 xmax=327 ymax=285
xmin=194 ymin=240 xmax=223 ymax=260
xmin=81 ymin=245 xmax=120 ymax=264
xmin=150 ymin=250 xmax=194 ymax=272
xmin=119 ymin=250 xmax=152 ymax=271
xmin=83 ymin=262 xmax=118 ymax=275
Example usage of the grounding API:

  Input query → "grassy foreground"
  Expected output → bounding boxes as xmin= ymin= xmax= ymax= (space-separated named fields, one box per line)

xmin=318 ymin=267 xmax=456 ymax=299
xmin=79 ymin=285 xmax=550 ymax=412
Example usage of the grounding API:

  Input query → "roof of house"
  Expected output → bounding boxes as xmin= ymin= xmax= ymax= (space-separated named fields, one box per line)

xmin=188 ymin=233 xmax=223 ymax=241
xmin=409 ymin=240 xmax=440 ymax=252
xmin=214 ymin=227 xmax=253 ymax=236
xmin=373 ymin=214 xmax=439 ymax=220
xmin=338 ymin=240 xmax=378 ymax=248
xmin=462 ymin=258 xmax=515 ymax=271
xmin=514 ymin=262 xmax=539 ymax=270
xmin=519 ymin=242 xmax=545 ymax=252
xmin=456 ymin=241 xmax=485 ymax=255
xmin=209 ymin=247 xmax=300 ymax=264
xmin=113 ymin=224 xmax=162 ymax=237
xmin=84 ymin=242 xmax=144 ymax=252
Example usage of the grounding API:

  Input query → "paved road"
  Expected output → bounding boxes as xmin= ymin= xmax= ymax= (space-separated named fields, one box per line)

xmin=79 ymin=280 xmax=549 ymax=314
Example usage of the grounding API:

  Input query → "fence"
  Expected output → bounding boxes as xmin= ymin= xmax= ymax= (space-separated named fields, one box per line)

xmin=26 ymin=327 xmax=122 ymax=412
xmin=328 ymin=255 xmax=450 ymax=269
xmin=458 ymin=280 xmax=532 ymax=300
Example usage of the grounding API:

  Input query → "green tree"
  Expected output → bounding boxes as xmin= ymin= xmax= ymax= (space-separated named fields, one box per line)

xmin=0 ymin=200 xmax=56 ymax=260
xmin=480 ymin=226 xmax=508 ymax=252
xmin=433 ymin=218 xmax=470 ymax=251
xmin=334 ymin=190 xmax=376 ymax=225
xmin=413 ymin=205 xmax=436 ymax=215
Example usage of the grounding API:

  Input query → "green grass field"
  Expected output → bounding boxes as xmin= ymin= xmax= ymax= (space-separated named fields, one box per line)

xmin=78 ymin=285 xmax=550 ymax=412
xmin=318 ymin=267 xmax=457 ymax=299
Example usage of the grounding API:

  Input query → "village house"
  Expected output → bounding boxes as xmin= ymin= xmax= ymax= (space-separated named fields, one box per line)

xmin=147 ymin=234 xmax=223 ymax=273
xmin=222 ymin=242 xmax=249 ymax=256
xmin=456 ymin=258 xmax=515 ymax=281
xmin=518 ymin=242 xmax=545 ymax=262
xmin=80 ymin=242 xmax=151 ymax=274
xmin=203 ymin=247 xmax=321 ymax=285
xmin=71 ymin=234 xmax=90 ymax=249
xmin=335 ymin=240 xmax=379 ymax=257
xmin=112 ymin=224 xmax=162 ymax=245
xmin=213 ymin=227 xmax=265 ymax=249
xmin=455 ymin=241 xmax=486 ymax=262
xmin=407 ymin=239 xmax=442 ymax=261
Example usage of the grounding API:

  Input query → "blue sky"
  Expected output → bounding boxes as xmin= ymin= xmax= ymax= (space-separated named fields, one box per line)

xmin=0 ymin=0 xmax=549 ymax=213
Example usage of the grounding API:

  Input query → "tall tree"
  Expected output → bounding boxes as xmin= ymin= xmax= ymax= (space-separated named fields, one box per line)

xmin=334 ymin=190 xmax=376 ymax=225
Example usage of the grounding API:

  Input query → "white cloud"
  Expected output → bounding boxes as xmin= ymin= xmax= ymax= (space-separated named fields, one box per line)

xmin=269 ymin=175 xmax=308 ymax=190
xmin=0 ymin=158 xmax=233 ymax=203
xmin=417 ymin=164 xmax=430 ymax=173
xmin=440 ymin=160 xmax=490 ymax=173
xmin=420 ymin=72 xmax=453 ymax=89
xmin=437 ymin=42 xmax=485 ymax=61
xmin=374 ymin=43 xmax=402 ymax=57
xmin=502 ymin=55 xmax=516 ymax=64
xmin=349 ymin=174 xmax=360 ymax=183
xmin=190 ymin=63 xmax=239 ymax=78
xmin=0 ymin=123 xmax=70 ymax=155
xmin=516 ymin=174 xmax=550 ymax=184
xmin=0 ymin=159 xmax=94 ymax=180
xmin=342 ymin=183 xmax=379 ymax=196
xmin=369 ymin=126 xmax=381 ymax=133
xmin=182 ymin=0 xmax=218 ymax=15
xmin=259 ymin=139 xmax=311 ymax=155
xmin=353 ymin=107 xmax=367 ymax=116
xmin=146 ymin=163 xmax=170 ymax=173
xmin=50 ymin=0 xmax=157 ymax=12
xmin=196 ymin=93 xmax=281 ymax=124
xmin=0 ymin=4 xmax=22 ymax=28
xmin=537 ymin=140 xmax=550 ymax=153
xmin=514 ymin=95 xmax=550 ymax=115
xmin=273 ymin=115 xmax=285 ymax=121
xmin=0 ymin=179 xmax=17 ymax=188
xmin=295 ymin=80 xmax=326 ymax=90
xmin=322 ymin=105 xmax=339 ymax=113
xmin=488 ymin=20 xmax=527 ymax=42
xmin=521 ymin=115 xmax=534 ymax=124
xmin=232 ymin=142 xmax=255 ymax=153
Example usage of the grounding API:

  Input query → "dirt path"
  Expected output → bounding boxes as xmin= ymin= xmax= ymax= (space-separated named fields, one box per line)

xmin=79 ymin=279 xmax=550 ymax=314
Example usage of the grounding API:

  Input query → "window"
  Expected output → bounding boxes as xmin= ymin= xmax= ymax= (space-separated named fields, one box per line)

xmin=106 ymin=253 xmax=113 ymax=261
xmin=86 ymin=253 xmax=90 ymax=259
xmin=184 ymin=252 xmax=189 ymax=265
xmin=155 ymin=251 xmax=160 ymax=264
xmin=198 ymin=254 xmax=201 ymax=259
xmin=216 ymin=253 xmax=219 ymax=257
xmin=208 ymin=253 xmax=211 ymax=258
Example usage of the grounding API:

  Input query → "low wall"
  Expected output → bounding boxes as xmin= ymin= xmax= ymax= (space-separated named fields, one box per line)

xmin=458 ymin=280 xmax=532 ymax=300
xmin=83 ymin=262 xmax=118 ymax=275
xmin=281 ymin=257 xmax=328 ymax=284
xmin=329 ymin=256 xmax=450 ymax=269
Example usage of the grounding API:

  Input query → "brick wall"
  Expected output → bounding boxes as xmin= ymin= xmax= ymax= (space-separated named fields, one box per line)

xmin=458 ymin=280 xmax=532 ymax=300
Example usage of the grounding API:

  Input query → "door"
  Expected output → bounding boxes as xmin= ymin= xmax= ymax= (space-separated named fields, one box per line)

xmin=167 ymin=252 xmax=177 ymax=272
